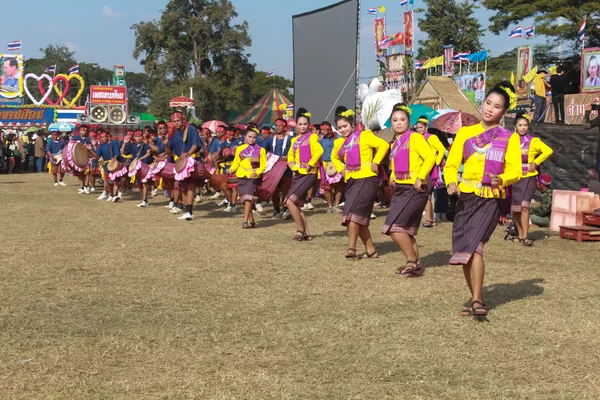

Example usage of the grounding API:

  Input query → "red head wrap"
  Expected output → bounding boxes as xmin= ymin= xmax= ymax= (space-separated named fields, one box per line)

xmin=171 ymin=112 xmax=185 ymax=122
xmin=133 ymin=130 xmax=143 ymax=137
xmin=98 ymin=132 xmax=108 ymax=138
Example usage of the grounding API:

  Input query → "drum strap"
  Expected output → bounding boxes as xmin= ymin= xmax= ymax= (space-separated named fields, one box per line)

xmin=272 ymin=135 xmax=289 ymax=156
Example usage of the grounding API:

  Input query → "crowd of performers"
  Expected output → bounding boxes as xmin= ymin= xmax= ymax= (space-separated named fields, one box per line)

xmin=47 ymin=81 xmax=555 ymax=317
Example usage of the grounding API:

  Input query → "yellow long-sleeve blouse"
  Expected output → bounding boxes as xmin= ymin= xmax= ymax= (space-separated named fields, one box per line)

xmin=331 ymin=130 xmax=389 ymax=181
xmin=230 ymin=144 xmax=267 ymax=179
xmin=519 ymin=136 xmax=553 ymax=178
xmin=288 ymin=133 xmax=324 ymax=175
xmin=444 ymin=123 xmax=522 ymax=199
xmin=425 ymin=133 xmax=446 ymax=165
xmin=389 ymin=133 xmax=436 ymax=184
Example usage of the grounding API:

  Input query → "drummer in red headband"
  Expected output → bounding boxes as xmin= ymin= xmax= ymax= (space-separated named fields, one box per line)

xmin=122 ymin=130 xmax=153 ymax=207
xmin=165 ymin=112 xmax=202 ymax=221
xmin=72 ymin=124 xmax=94 ymax=194
xmin=89 ymin=131 xmax=122 ymax=202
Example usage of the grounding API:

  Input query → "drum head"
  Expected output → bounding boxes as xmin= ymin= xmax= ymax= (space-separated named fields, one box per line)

xmin=325 ymin=163 xmax=337 ymax=177
xmin=129 ymin=159 xmax=139 ymax=173
xmin=175 ymin=156 xmax=187 ymax=173
xmin=107 ymin=159 xmax=120 ymax=172
xmin=72 ymin=143 xmax=89 ymax=167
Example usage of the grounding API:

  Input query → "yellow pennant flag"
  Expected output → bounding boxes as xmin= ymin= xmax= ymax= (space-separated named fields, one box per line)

xmin=523 ymin=66 xmax=538 ymax=83
xmin=378 ymin=6 xmax=386 ymax=13
xmin=510 ymin=71 xmax=515 ymax=85
xmin=549 ymin=66 xmax=558 ymax=75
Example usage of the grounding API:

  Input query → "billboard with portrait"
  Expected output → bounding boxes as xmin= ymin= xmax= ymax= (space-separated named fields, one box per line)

xmin=581 ymin=47 xmax=600 ymax=93
xmin=453 ymin=72 xmax=486 ymax=106
xmin=515 ymin=46 xmax=533 ymax=98
xmin=0 ymin=54 xmax=23 ymax=99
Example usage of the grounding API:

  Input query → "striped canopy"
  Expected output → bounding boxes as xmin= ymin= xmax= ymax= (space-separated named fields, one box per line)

xmin=232 ymin=89 xmax=292 ymax=126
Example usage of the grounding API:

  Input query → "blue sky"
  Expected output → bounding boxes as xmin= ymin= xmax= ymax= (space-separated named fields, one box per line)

xmin=5 ymin=0 xmax=538 ymax=80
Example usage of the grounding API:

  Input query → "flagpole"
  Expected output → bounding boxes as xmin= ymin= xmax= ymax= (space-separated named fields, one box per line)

xmin=356 ymin=0 xmax=361 ymax=114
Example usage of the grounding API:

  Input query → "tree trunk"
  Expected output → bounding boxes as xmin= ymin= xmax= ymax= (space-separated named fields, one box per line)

xmin=192 ymin=38 xmax=201 ymax=78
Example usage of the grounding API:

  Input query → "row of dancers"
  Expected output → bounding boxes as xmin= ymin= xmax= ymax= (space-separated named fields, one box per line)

xmin=46 ymin=80 xmax=553 ymax=317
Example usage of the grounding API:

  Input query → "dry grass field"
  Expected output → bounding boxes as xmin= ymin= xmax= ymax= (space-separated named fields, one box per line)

xmin=1 ymin=173 xmax=599 ymax=399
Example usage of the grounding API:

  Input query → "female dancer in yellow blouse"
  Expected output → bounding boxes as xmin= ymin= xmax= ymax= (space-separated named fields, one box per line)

xmin=331 ymin=106 xmax=389 ymax=259
xmin=414 ymin=116 xmax=447 ymax=228
xmin=382 ymin=104 xmax=436 ymax=275
xmin=285 ymin=108 xmax=324 ymax=241
xmin=444 ymin=81 xmax=522 ymax=316
xmin=511 ymin=112 xmax=553 ymax=246
xmin=230 ymin=128 xmax=267 ymax=229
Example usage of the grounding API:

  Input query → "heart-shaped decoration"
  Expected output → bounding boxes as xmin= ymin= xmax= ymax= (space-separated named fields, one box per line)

xmin=53 ymin=73 xmax=85 ymax=107
xmin=24 ymin=73 xmax=54 ymax=105
xmin=39 ymin=75 xmax=69 ymax=106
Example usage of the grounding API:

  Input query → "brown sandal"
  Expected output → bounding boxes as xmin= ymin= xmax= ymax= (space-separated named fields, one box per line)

xmin=242 ymin=222 xmax=251 ymax=229
xmin=471 ymin=300 xmax=488 ymax=316
xmin=293 ymin=230 xmax=304 ymax=241
xmin=345 ymin=248 xmax=358 ymax=259
xmin=396 ymin=260 xmax=420 ymax=275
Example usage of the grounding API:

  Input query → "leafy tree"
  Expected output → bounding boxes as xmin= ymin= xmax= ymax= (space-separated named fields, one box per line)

xmin=249 ymin=72 xmax=293 ymax=104
xmin=132 ymin=0 xmax=255 ymax=120
xmin=481 ymin=0 xmax=600 ymax=53
xmin=416 ymin=0 xmax=483 ymax=58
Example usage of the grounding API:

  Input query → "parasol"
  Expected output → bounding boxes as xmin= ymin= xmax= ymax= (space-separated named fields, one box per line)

xmin=48 ymin=122 xmax=75 ymax=132
xmin=25 ymin=126 xmax=40 ymax=133
xmin=202 ymin=120 xmax=228 ymax=133
xmin=169 ymin=96 xmax=194 ymax=108
xmin=430 ymin=111 xmax=479 ymax=134
xmin=383 ymin=104 xmax=440 ymax=128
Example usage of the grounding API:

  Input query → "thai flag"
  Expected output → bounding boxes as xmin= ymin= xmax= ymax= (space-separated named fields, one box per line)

xmin=68 ymin=64 xmax=80 ymax=74
xmin=366 ymin=8 xmax=376 ymax=16
xmin=286 ymin=104 xmax=294 ymax=111
xmin=415 ymin=60 xmax=424 ymax=70
xmin=265 ymin=70 xmax=275 ymax=78
xmin=452 ymin=52 xmax=470 ymax=63
xmin=508 ymin=26 xmax=522 ymax=39
xmin=578 ymin=18 xmax=586 ymax=42
xmin=7 ymin=40 xmax=21 ymax=51
xmin=44 ymin=65 xmax=56 ymax=74
xmin=378 ymin=36 xmax=391 ymax=49
xmin=524 ymin=26 xmax=534 ymax=39
xmin=400 ymin=0 xmax=408 ymax=5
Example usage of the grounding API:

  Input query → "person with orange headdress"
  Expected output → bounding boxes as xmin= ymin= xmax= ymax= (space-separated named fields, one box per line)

xmin=165 ymin=112 xmax=201 ymax=221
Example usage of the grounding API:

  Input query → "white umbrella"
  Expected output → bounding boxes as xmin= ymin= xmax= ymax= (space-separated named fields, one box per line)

xmin=48 ymin=122 xmax=75 ymax=132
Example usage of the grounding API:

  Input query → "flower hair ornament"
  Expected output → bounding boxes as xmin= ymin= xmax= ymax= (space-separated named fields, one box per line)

xmin=417 ymin=117 xmax=428 ymax=124
xmin=250 ymin=127 xmax=260 ymax=134
xmin=340 ymin=109 xmax=355 ymax=118
xmin=301 ymin=111 xmax=312 ymax=118
xmin=521 ymin=113 xmax=532 ymax=123
xmin=395 ymin=105 xmax=412 ymax=114
xmin=500 ymin=86 xmax=518 ymax=110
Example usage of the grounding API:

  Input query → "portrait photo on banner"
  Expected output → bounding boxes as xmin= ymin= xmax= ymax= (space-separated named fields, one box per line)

xmin=0 ymin=54 xmax=24 ymax=98
xmin=453 ymin=72 xmax=486 ymax=106
xmin=581 ymin=48 xmax=600 ymax=92
xmin=515 ymin=45 xmax=533 ymax=97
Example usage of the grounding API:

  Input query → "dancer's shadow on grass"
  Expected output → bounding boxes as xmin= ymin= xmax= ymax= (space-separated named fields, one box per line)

xmin=483 ymin=278 xmax=544 ymax=311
